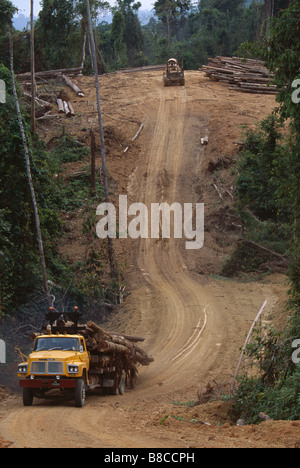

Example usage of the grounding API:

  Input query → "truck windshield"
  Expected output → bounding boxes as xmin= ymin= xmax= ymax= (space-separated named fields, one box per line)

xmin=34 ymin=337 xmax=80 ymax=351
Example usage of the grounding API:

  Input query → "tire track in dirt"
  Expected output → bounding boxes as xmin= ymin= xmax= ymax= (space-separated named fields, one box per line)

xmin=129 ymin=86 xmax=223 ymax=392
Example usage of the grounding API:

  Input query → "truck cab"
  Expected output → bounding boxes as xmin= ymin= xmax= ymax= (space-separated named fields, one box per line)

xmin=18 ymin=334 xmax=90 ymax=407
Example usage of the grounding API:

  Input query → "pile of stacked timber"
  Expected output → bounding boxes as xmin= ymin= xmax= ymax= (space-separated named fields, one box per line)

xmin=85 ymin=321 xmax=154 ymax=368
xmin=40 ymin=315 xmax=154 ymax=367
xmin=202 ymin=56 xmax=277 ymax=95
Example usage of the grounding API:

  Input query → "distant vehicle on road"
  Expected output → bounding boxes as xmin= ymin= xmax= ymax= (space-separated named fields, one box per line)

xmin=163 ymin=58 xmax=185 ymax=87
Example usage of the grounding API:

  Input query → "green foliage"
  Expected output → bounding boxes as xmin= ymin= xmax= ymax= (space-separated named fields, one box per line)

xmin=111 ymin=10 xmax=128 ymax=68
xmin=50 ymin=135 xmax=90 ymax=164
xmin=236 ymin=115 xmax=291 ymax=222
xmin=0 ymin=77 xmax=115 ymax=313
xmin=0 ymin=0 xmax=17 ymax=28
xmin=222 ymin=114 xmax=292 ymax=277
xmin=230 ymin=1 xmax=300 ymax=423
xmin=36 ymin=0 xmax=78 ymax=69
xmin=3 ymin=0 xmax=270 ymax=73
xmin=0 ymin=0 xmax=271 ymax=73
xmin=0 ymin=65 xmax=61 ymax=312
xmin=233 ymin=371 xmax=300 ymax=424
xmin=232 ymin=319 xmax=300 ymax=423
xmin=0 ymin=66 xmax=110 ymax=313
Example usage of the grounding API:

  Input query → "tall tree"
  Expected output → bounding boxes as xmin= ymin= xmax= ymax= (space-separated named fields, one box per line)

xmin=74 ymin=0 xmax=110 ymax=72
xmin=86 ymin=0 xmax=116 ymax=278
xmin=111 ymin=10 xmax=127 ymax=67
xmin=154 ymin=0 xmax=191 ymax=39
xmin=38 ymin=0 xmax=76 ymax=69
xmin=113 ymin=0 xmax=144 ymax=64
xmin=30 ymin=0 xmax=36 ymax=134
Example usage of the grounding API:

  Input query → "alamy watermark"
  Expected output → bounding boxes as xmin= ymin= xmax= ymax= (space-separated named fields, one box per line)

xmin=96 ymin=195 xmax=204 ymax=250
xmin=0 ymin=79 xmax=6 ymax=104
xmin=0 ymin=339 xmax=6 ymax=364
xmin=292 ymin=339 xmax=300 ymax=364
xmin=292 ymin=79 xmax=300 ymax=104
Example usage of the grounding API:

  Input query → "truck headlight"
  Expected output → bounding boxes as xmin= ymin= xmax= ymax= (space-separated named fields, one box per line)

xmin=18 ymin=364 xmax=28 ymax=374
xmin=67 ymin=365 xmax=79 ymax=374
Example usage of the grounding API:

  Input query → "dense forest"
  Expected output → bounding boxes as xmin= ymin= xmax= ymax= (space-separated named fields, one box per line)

xmin=0 ymin=0 xmax=290 ymax=73
xmin=1 ymin=0 xmax=300 ymax=422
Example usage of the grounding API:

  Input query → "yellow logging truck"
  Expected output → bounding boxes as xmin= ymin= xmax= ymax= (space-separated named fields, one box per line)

xmin=18 ymin=308 xmax=153 ymax=407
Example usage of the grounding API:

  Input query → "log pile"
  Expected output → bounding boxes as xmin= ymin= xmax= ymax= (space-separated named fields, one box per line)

xmin=57 ymin=98 xmax=75 ymax=118
xmin=202 ymin=56 xmax=277 ymax=95
xmin=85 ymin=321 xmax=154 ymax=367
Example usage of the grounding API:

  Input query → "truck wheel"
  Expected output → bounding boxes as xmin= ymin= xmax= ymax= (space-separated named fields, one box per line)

xmin=23 ymin=388 xmax=34 ymax=406
xmin=75 ymin=379 xmax=86 ymax=407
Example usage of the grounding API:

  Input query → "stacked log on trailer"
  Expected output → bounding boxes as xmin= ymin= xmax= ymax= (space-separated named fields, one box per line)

xmin=85 ymin=321 xmax=154 ymax=367
xmin=202 ymin=56 xmax=277 ymax=95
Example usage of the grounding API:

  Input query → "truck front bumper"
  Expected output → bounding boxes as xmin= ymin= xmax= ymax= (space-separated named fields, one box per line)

xmin=19 ymin=379 xmax=77 ymax=390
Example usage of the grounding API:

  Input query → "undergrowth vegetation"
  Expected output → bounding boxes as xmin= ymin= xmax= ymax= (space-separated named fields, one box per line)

xmin=222 ymin=115 xmax=292 ymax=277
xmin=227 ymin=1 xmax=300 ymax=423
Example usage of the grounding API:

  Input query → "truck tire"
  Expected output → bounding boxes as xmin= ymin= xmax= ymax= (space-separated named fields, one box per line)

xmin=23 ymin=387 xmax=34 ymax=406
xmin=74 ymin=379 xmax=86 ymax=407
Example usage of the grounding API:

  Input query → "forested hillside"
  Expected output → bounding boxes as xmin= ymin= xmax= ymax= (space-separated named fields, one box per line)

xmin=0 ymin=0 xmax=287 ymax=73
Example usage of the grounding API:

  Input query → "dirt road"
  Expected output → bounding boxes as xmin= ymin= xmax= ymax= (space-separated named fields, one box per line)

xmin=1 ymin=71 xmax=297 ymax=448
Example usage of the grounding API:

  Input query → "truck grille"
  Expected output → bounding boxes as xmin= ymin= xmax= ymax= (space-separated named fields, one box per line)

xmin=30 ymin=361 xmax=63 ymax=375
xmin=31 ymin=361 xmax=46 ymax=374
xmin=47 ymin=361 xmax=63 ymax=375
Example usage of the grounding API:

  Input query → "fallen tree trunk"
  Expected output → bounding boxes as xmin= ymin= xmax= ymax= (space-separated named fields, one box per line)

xmin=57 ymin=99 xmax=64 ymax=113
xmin=63 ymin=100 xmax=71 ymax=117
xmin=68 ymin=102 xmax=75 ymax=116
xmin=62 ymin=74 xmax=84 ymax=97
xmin=17 ymin=67 xmax=84 ymax=81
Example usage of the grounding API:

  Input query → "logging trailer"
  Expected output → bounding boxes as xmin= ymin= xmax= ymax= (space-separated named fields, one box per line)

xmin=163 ymin=58 xmax=185 ymax=87
xmin=17 ymin=308 xmax=153 ymax=407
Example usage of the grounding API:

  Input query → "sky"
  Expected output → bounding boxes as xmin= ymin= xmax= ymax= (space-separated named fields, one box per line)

xmin=13 ymin=0 xmax=156 ymax=17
